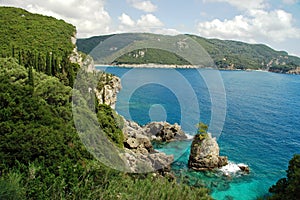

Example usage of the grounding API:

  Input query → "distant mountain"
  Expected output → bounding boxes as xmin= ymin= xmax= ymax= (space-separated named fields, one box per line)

xmin=77 ymin=33 xmax=300 ymax=74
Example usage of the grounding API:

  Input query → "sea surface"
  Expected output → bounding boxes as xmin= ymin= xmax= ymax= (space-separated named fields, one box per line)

xmin=96 ymin=66 xmax=300 ymax=200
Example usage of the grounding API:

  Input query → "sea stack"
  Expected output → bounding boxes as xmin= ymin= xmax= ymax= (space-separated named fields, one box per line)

xmin=188 ymin=133 xmax=228 ymax=171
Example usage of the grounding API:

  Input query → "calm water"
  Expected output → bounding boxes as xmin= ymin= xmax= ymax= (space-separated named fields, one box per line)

xmin=97 ymin=66 xmax=300 ymax=200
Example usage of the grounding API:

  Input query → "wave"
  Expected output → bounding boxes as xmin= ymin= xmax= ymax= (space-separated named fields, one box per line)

xmin=219 ymin=162 xmax=249 ymax=176
xmin=185 ymin=133 xmax=194 ymax=140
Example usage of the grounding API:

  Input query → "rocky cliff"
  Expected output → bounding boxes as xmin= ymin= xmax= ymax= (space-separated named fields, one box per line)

xmin=188 ymin=133 xmax=228 ymax=171
xmin=95 ymin=73 xmax=122 ymax=109
xmin=94 ymin=73 xmax=188 ymax=173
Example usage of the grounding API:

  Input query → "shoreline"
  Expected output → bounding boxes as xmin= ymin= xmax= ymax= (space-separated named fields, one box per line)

xmin=95 ymin=63 xmax=299 ymax=75
xmin=95 ymin=63 xmax=203 ymax=69
xmin=95 ymin=63 xmax=271 ymax=72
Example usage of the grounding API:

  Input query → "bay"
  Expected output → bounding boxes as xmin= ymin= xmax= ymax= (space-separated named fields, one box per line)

xmin=97 ymin=66 xmax=300 ymax=200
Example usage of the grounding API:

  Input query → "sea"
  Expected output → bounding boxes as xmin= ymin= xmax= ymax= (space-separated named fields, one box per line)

xmin=96 ymin=66 xmax=300 ymax=200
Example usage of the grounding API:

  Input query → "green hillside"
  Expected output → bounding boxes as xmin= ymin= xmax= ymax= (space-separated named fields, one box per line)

xmin=0 ymin=7 xmax=79 ymax=87
xmin=77 ymin=33 xmax=300 ymax=72
xmin=0 ymin=7 xmax=75 ymax=56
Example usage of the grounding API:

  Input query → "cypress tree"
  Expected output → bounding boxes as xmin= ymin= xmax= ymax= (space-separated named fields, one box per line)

xmin=12 ymin=45 xmax=15 ymax=58
xmin=18 ymin=51 xmax=22 ymax=66
xmin=51 ymin=53 xmax=56 ymax=76
xmin=46 ymin=52 xmax=51 ymax=75
xmin=28 ymin=66 xmax=34 ymax=92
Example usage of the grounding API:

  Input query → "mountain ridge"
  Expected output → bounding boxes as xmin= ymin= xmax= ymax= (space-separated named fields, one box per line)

xmin=77 ymin=33 xmax=300 ymax=74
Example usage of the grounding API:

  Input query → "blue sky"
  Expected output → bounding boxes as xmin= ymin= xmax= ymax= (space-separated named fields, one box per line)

xmin=1 ymin=0 xmax=300 ymax=56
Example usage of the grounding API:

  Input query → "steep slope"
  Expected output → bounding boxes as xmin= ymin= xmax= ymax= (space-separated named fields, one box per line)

xmin=77 ymin=33 xmax=300 ymax=72
xmin=0 ymin=6 xmax=75 ymax=56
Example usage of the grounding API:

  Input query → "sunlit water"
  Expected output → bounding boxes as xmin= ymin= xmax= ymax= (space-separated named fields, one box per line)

xmin=97 ymin=66 xmax=300 ymax=200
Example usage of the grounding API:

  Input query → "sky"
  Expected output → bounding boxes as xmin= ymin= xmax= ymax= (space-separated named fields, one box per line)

xmin=1 ymin=0 xmax=300 ymax=56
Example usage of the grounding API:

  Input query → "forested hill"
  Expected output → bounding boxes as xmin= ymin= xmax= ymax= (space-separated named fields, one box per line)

xmin=0 ymin=6 xmax=79 ymax=87
xmin=0 ymin=7 xmax=75 ymax=56
xmin=77 ymin=34 xmax=300 ymax=73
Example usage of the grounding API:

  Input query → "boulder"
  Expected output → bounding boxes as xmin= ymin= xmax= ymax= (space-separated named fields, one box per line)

xmin=124 ymin=138 xmax=139 ymax=149
xmin=238 ymin=164 xmax=250 ymax=173
xmin=143 ymin=122 xmax=187 ymax=142
xmin=188 ymin=133 xmax=228 ymax=171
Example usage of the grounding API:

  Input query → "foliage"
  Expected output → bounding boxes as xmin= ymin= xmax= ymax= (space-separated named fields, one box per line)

xmin=195 ymin=122 xmax=209 ymax=140
xmin=268 ymin=154 xmax=300 ymax=200
xmin=0 ymin=7 xmax=75 ymax=57
xmin=197 ymin=122 xmax=208 ymax=134
xmin=96 ymin=104 xmax=125 ymax=148
xmin=0 ymin=7 xmax=79 ymax=87
xmin=114 ymin=48 xmax=190 ymax=65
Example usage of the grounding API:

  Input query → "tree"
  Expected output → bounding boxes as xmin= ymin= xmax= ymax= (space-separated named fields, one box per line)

xmin=269 ymin=154 xmax=300 ymax=200
xmin=45 ymin=52 xmax=51 ymax=75
xmin=27 ymin=66 xmax=34 ymax=93
xmin=197 ymin=122 xmax=208 ymax=134
xmin=11 ymin=45 xmax=15 ymax=58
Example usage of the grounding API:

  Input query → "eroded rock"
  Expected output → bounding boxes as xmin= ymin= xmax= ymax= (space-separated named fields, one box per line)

xmin=188 ymin=133 xmax=228 ymax=171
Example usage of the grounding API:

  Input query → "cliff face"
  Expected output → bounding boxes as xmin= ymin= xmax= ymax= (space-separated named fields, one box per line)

xmin=95 ymin=74 xmax=122 ymax=109
xmin=70 ymin=36 xmax=95 ymax=72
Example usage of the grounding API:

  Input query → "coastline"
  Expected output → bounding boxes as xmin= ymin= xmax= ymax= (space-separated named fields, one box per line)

xmin=95 ymin=63 xmax=269 ymax=72
xmin=95 ymin=63 xmax=300 ymax=75
xmin=95 ymin=63 xmax=206 ymax=69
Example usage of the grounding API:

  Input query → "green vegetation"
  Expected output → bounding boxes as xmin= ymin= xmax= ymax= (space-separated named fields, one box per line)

xmin=0 ymin=7 xmax=79 ymax=87
xmin=268 ymin=154 xmax=300 ymax=200
xmin=77 ymin=33 xmax=300 ymax=72
xmin=114 ymin=48 xmax=190 ymax=65
xmin=196 ymin=122 xmax=209 ymax=140
xmin=0 ymin=7 xmax=75 ymax=56
xmin=97 ymin=104 xmax=124 ymax=148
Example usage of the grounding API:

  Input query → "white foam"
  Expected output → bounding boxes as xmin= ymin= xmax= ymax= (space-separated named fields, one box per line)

xmin=220 ymin=162 xmax=241 ymax=174
xmin=219 ymin=162 xmax=249 ymax=176
xmin=185 ymin=134 xmax=194 ymax=140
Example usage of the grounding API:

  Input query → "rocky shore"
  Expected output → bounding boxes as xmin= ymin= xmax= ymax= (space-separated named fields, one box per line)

xmin=96 ymin=73 xmax=250 ymax=175
xmin=122 ymin=119 xmax=188 ymax=173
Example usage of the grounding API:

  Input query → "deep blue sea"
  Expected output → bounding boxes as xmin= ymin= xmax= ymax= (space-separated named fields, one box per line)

xmin=96 ymin=66 xmax=300 ymax=200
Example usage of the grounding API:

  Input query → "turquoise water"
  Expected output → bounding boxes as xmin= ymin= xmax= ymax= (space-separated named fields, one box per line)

xmin=97 ymin=66 xmax=300 ymax=200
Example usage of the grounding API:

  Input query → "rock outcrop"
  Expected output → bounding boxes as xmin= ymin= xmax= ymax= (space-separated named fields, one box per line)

xmin=121 ymin=119 xmax=189 ymax=173
xmin=95 ymin=74 xmax=122 ymax=109
xmin=143 ymin=121 xmax=187 ymax=142
xmin=188 ymin=133 xmax=228 ymax=171
xmin=287 ymin=67 xmax=300 ymax=75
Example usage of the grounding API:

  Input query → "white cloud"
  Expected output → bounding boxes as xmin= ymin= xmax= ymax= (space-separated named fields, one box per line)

xmin=127 ymin=0 xmax=157 ymax=12
xmin=117 ymin=13 xmax=166 ymax=33
xmin=137 ymin=14 xmax=164 ymax=27
xmin=0 ymin=0 xmax=111 ymax=38
xmin=118 ymin=13 xmax=135 ymax=27
xmin=197 ymin=9 xmax=300 ymax=43
xmin=203 ymin=0 xmax=266 ymax=10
